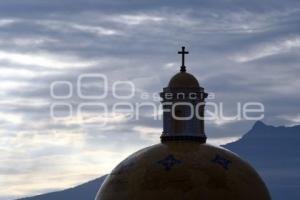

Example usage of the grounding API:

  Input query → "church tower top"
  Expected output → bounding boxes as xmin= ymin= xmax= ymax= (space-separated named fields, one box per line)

xmin=168 ymin=46 xmax=200 ymax=88
xmin=160 ymin=47 xmax=207 ymax=143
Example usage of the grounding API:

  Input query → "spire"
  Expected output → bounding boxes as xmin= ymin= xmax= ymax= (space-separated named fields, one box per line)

xmin=160 ymin=47 xmax=207 ymax=143
xmin=178 ymin=46 xmax=189 ymax=72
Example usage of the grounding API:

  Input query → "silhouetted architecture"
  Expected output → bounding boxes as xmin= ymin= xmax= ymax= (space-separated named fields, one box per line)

xmin=95 ymin=47 xmax=271 ymax=200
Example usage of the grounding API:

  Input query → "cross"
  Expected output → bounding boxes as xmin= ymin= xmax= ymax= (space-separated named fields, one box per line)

xmin=178 ymin=46 xmax=189 ymax=72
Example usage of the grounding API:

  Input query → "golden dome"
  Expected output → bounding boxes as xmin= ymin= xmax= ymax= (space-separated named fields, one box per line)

xmin=168 ymin=71 xmax=200 ymax=88
xmin=95 ymin=47 xmax=270 ymax=200
xmin=96 ymin=142 xmax=271 ymax=200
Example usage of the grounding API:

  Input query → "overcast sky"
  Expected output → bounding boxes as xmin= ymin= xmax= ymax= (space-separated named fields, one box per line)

xmin=0 ymin=0 xmax=300 ymax=199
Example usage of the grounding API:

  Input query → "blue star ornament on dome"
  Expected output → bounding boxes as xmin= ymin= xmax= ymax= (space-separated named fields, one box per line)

xmin=211 ymin=154 xmax=232 ymax=170
xmin=157 ymin=154 xmax=182 ymax=171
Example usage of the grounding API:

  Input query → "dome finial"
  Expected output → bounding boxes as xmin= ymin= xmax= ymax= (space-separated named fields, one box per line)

xmin=178 ymin=46 xmax=189 ymax=72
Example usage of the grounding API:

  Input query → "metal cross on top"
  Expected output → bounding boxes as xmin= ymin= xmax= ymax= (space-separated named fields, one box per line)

xmin=178 ymin=46 xmax=189 ymax=72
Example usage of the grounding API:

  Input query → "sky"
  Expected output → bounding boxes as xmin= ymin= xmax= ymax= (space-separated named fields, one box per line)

xmin=0 ymin=0 xmax=300 ymax=199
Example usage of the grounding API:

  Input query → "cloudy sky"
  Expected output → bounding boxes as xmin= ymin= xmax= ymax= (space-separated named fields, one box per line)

xmin=0 ymin=0 xmax=300 ymax=199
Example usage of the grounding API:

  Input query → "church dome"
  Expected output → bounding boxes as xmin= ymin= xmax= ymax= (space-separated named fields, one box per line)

xmin=95 ymin=47 xmax=270 ymax=200
xmin=168 ymin=71 xmax=200 ymax=88
xmin=96 ymin=142 xmax=271 ymax=200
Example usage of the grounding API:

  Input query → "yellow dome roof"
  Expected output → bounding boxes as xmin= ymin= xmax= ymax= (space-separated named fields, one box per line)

xmin=96 ymin=142 xmax=271 ymax=200
xmin=168 ymin=72 xmax=200 ymax=88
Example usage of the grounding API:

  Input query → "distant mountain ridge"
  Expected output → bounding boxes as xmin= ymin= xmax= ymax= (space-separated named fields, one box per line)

xmin=17 ymin=121 xmax=300 ymax=200
xmin=17 ymin=176 xmax=106 ymax=200
xmin=225 ymin=121 xmax=300 ymax=200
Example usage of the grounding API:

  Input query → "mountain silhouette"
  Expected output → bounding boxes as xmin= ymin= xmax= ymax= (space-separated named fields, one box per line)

xmin=17 ymin=176 xmax=106 ymax=200
xmin=17 ymin=121 xmax=300 ymax=200
xmin=225 ymin=121 xmax=300 ymax=200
